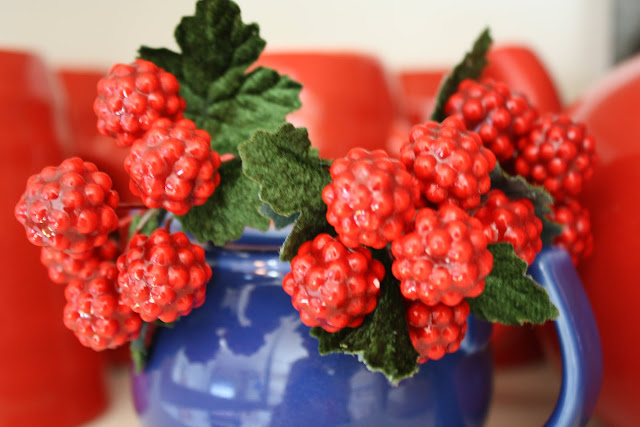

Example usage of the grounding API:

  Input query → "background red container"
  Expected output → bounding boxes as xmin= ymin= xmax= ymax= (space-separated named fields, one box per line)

xmin=256 ymin=51 xmax=398 ymax=159
xmin=0 ymin=50 xmax=107 ymax=426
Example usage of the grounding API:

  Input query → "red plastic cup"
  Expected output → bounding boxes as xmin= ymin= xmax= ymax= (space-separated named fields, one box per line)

xmin=540 ymin=53 xmax=640 ymax=427
xmin=482 ymin=45 xmax=563 ymax=114
xmin=256 ymin=51 xmax=397 ymax=160
xmin=0 ymin=50 xmax=107 ymax=426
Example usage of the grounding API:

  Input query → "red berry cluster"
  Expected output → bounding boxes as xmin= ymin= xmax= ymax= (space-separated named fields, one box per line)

xmin=406 ymin=300 xmax=470 ymax=364
xmin=322 ymin=148 xmax=418 ymax=249
xmin=117 ymin=228 xmax=212 ymax=323
xmin=125 ymin=118 xmax=222 ymax=215
xmin=96 ymin=59 xmax=221 ymax=216
xmin=473 ymin=189 xmax=543 ymax=265
xmin=14 ymin=157 xmax=119 ymax=257
xmin=41 ymin=238 xmax=118 ymax=284
xmin=94 ymin=59 xmax=186 ymax=147
xmin=63 ymin=261 xmax=142 ymax=351
xmin=444 ymin=78 xmax=537 ymax=163
xmin=548 ymin=199 xmax=594 ymax=265
xmin=392 ymin=205 xmax=493 ymax=306
xmin=515 ymin=114 xmax=598 ymax=202
xmin=444 ymin=80 xmax=597 ymax=265
xmin=400 ymin=116 xmax=496 ymax=209
xmin=13 ymin=58 xmax=223 ymax=351
xmin=287 ymin=140 xmax=498 ymax=364
xmin=283 ymin=234 xmax=385 ymax=332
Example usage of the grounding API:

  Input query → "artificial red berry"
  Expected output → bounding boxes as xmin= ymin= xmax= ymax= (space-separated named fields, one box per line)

xmin=94 ymin=59 xmax=186 ymax=147
xmin=282 ymin=234 xmax=385 ymax=332
xmin=514 ymin=114 xmax=598 ymax=202
xmin=41 ymin=237 xmax=119 ymax=284
xmin=125 ymin=118 xmax=221 ymax=215
xmin=391 ymin=205 xmax=493 ymax=306
xmin=548 ymin=199 xmax=594 ymax=265
xmin=14 ymin=157 xmax=120 ymax=258
xmin=117 ymin=228 xmax=212 ymax=323
xmin=406 ymin=300 xmax=469 ymax=364
xmin=322 ymin=148 xmax=418 ymax=249
xmin=400 ymin=116 xmax=496 ymax=209
xmin=473 ymin=189 xmax=543 ymax=265
xmin=444 ymin=78 xmax=538 ymax=163
xmin=63 ymin=261 xmax=142 ymax=350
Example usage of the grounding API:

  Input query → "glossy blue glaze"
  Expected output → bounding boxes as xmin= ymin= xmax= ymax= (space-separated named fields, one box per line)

xmin=132 ymin=236 xmax=494 ymax=427
xmin=131 ymin=237 xmax=602 ymax=427
xmin=529 ymin=247 xmax=603 ymax=427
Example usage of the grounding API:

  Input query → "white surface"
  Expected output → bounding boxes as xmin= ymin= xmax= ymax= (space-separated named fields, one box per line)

xmin=0 ymin=0 xmax=613 ymax=103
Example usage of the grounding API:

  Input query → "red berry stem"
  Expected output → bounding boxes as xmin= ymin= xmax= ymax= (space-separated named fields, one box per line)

xmin=116 ymin=202 xmax=149 ymax=211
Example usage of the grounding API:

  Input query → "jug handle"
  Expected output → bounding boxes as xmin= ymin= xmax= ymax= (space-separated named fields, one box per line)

xmin=528 ymin=246 xmax=603 ymax=427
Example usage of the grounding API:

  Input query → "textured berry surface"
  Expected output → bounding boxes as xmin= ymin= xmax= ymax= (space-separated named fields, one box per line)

xmin=41 ymin=237 xmax=119 ymax=284
xmin=391 ymin=205 xmax=493 ymax=306
xmin=549 ymin=199 xmax=594 ymax=265
xmin=400 ymin=116 xmax=496 ymax=209
xmin=473 ymin=189 xmax=543 ymax=265
xmin=406 ymin=300 xmax=469 ymax=364
xmin=94 ymin=59 xmax=186 ymax=147
xmin=322 ymin=148 xmax=418 ymax=249
xmin=282 ymin=234 xmax=385 ymax=332
xmin=117 ymin=228 xmax=212 ymax=322
xmin=63 ymin=261 xmax=142 ymax=350
xmin=514 ymin=114 xmax=598 ymax=202
xmin=444 ymin=78 xmax=538 ymax=163
xmin=14 ymin=157 xmax=119 ymax=257
xmin=125 ymin=118 xmax=221 ymax=215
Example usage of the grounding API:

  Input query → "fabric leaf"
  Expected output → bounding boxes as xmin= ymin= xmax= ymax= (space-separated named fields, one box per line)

xmin=467 ymin=243 xmax=559 ymax=324
xmin=177 ymin=158 xmax=270 ymax=245
xmin=311 ymin=252 xmax=419 ymax=385
xmin=138 ymin=0 xmax=301 ymax=155
xmin=239 ymin=123 xmax=333 ymax=260
xmin=431 ymin=28 xmax=492 ymax=122
xmin=489 ymin=164 xmax=562 ymax=244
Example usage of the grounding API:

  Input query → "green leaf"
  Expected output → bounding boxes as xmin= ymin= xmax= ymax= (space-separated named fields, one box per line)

xmin=311 ymin=251 xmax=419 ymax=385
xmin=138 ymin=0 xmax=302 ymax=155
xmin=489 ymin=164 xmax=563 ymax=245
xmin=238 ymin=123 xmax=334 ymax=260
xmin=467 ymin=243 xmax=559 ymax=325
xmin=177 ymin=158 xmax=270 ymax=245
xmin=202 ymin=67 xmax=302 ymax=155
xmin=430 ymin=28 xmax=492 ymax=122
xmin=259 ymin=203 xmax=299 ymax=230
xmin=279 ymin=207 xmax=334 ymax=262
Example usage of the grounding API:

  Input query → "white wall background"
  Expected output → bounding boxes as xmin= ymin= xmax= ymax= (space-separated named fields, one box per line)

xmin=0 ymin=0 xmax=613 ymax=104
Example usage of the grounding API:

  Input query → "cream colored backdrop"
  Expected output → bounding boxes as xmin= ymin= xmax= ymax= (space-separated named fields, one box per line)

xmin=0 ymin=0 xmax=612 ymax=103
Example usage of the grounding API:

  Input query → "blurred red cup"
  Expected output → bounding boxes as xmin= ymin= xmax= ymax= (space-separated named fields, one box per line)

xmin=537 ymin=53 xmax=640 ymax=427
xmin=256 ymin=51 xmax=397 ymax=160
xmin=482 ymin=45 xmax=563 ymax=114
xmin=0 ymin=50 xmax=107 ymax=426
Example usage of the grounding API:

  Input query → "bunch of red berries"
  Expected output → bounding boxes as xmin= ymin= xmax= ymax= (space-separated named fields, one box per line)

xmin=286 ymin=119 xmax=500 ymax=364
xmin=14 ymin=60 xmax=217 ymax=350
xmin=444 ymin=78 xmax=597 ymax=265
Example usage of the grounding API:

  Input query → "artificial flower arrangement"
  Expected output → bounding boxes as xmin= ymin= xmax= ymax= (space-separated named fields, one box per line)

xmin=13 ymin=0 xmax=597 ymax=383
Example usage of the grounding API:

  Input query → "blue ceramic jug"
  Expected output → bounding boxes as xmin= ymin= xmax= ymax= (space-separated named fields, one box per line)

xmin=131 ymin=229 xmax=602 ymax=426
